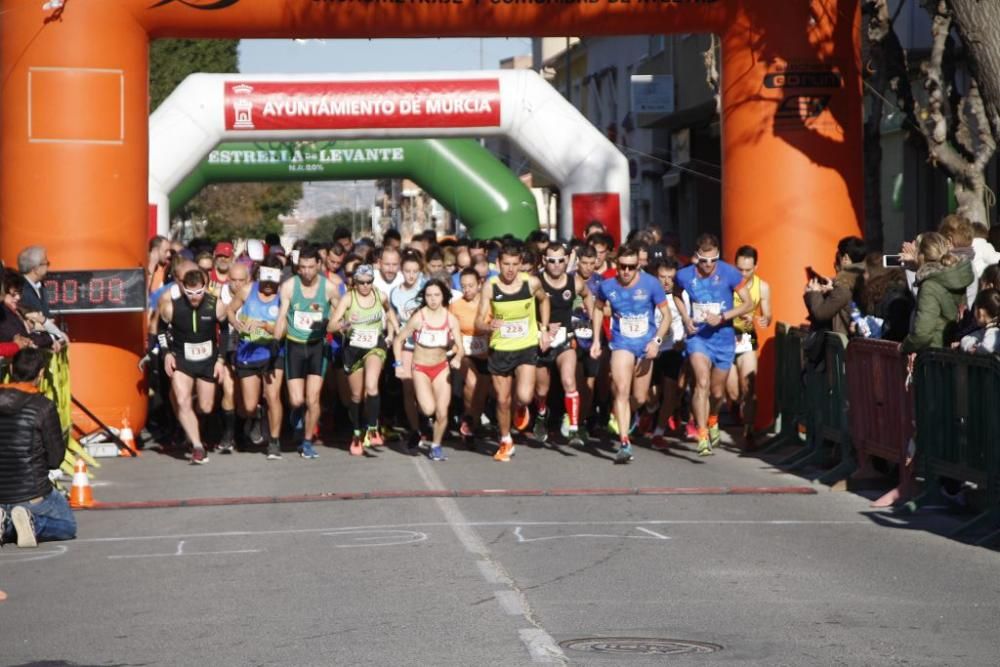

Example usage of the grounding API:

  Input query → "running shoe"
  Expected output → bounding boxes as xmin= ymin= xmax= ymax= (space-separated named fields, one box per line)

xmin=560 ymin=414 xmax=571 ymax=439
xmin=406 ymin=431 xmax=422 ymax=454
xmin=266 ymin=440 xmax=282 ymax=460
xmin=191 ymin=445 xmax=209 ymax=465
xmin=697 ymin=438 xmax=713 ymax=457
xmin=685 ymin=420 xmax=699 ymax=441
xmin=533 ymin=411 xmax=549 ymax=442
xmin=667 ymin=415 xmax=679 ymax=433
xmin=10 ymin=506 xmax=37 ymax=548
xmin=651 ymin=433 xmax=670 ymax=450
xmin=429 ymin=445 xmax=447 ymax=462
xmin=513 ymin=405 xmax=531 ymax=432
xmin=299 ymin=441 xmax=319 ymax=459
xmin=494 ymin=441 xmax=514 ymax=462
xmin=349 ymin=435 xmax=364 ymax=457
xmin=459 ymin=417 xmax=475 ymax=439
xmin=709 ymin=423 xmax=721 ymax=447
xmin=569 ymin=425 xmax=587 ymax=448
xmin=365 ymin=428 xmax=384 ymax=448
xmin=217 ymin=437 xmax=235 ymax=455
xmin=615 ymin=443 xmax=634 ymax=464
xmin=608 ymin=413 xmax=620 ymax=436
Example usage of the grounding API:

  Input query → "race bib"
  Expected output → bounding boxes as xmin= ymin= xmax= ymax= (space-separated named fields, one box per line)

xmin=417 ymin=328 xmax=449 ymax=349
xmin=350 ymin=329 xmax=379 ymax=350
xmin=620 ymin=314 xmax=649 ymax=338
xmin=464 ymin=335 xmax=489 ymax=356
xmin=550 ymin=326 xmax=568 ymax=348
xmin=293 ymin=309 xmax=322 ymax=331
xmin=184 ymin=341 xmax=212 ymax=362
xmin=692 ymin=302 xmax=722 ymax=324
xmin=499 ymin=318 xmax=529 ymax=339
xmin=735 ymin=332 xmax=753 ymax=355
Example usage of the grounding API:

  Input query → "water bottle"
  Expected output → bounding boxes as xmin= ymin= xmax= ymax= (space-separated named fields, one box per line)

xmin=849 ymin=302 xmax=871 ymax=338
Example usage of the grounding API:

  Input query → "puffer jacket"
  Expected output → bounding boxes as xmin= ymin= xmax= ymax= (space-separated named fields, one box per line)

xmin=901 ymin=259 xmax=975 ymax=353
xmin=804 ymin=263 xmax=866 ymax=336
xmin=0 ymin=383 xmax=65 ymax=503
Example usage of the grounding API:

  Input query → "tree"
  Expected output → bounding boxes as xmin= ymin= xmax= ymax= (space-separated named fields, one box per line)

xmin=308 ymin=209 xmax=367 ymax=244
xmin=150 ymin=40 xmax=303 ymax=238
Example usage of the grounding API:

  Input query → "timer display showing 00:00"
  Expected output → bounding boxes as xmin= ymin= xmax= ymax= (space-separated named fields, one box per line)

xmin=43 ymin=269 xmax=146 ymax=313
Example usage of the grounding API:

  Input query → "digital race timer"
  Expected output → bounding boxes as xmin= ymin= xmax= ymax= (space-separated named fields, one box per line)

xmin=44 ymin=269 xmax=146 ymax=314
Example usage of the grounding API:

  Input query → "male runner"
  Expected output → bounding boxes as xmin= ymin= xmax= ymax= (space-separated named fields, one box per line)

xmin=157 ymin=269 xmax=227 ymax=464
xmin=475 ymin=244 xmax=551 ymax=462
xmin=590 ymin=242 xmax=672 ymax=464
xmin=571 ymin=245 xmax=601 ymax=442
xmin=726 ymin=245 xmax=772 ymax=446
xmin=216 ymin=261 xmax=251 ymax=453
xmin=273 ymin=245 xmax=340 ymax=459
xmin=374 ymin=246 xmax=403 ymax=300
xmin=674 ymin=234 xmax=753 ymax=456
xmin=534 ymin=242 xmax=593 ymax=446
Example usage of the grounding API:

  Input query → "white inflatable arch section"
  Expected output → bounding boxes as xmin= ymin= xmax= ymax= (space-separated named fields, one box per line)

xmin=149 ymin=70 xmax=629 ymax=240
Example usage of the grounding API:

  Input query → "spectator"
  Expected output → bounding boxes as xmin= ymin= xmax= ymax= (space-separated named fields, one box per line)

xmin=803 ymin=236 xmax=867 ymax=336
xmin=958 ymin=288 xmax=1000 ymax=355
xmin=146 ymin=236 xmax=172 ymax=294
xmin=901 ymin=232 xmax=974 ymax=353
xmin=0 ymin=348 xmax=77 ymax=548
xmin=938 ymin=214 xmax=979 ymax=306
xmin=859 ymin=252 xmax=914 ymax=342
xmin=16 ymin=245 xmax=67 ymax=345
xmin=0 ymin=270 xmax=54 ymax=350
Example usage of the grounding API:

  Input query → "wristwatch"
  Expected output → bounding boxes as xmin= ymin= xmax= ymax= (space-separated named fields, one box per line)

xmin=653 ymin=336 xmax=663 ymax=345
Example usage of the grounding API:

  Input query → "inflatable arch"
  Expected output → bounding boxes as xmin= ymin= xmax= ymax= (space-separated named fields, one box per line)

xmin=165 ymin=139 xmax=540 ymax=239
xmin=149 ymin=70 xmax=627 ymax=241
xmin=0 ymin=0 xmax=861 ymax=429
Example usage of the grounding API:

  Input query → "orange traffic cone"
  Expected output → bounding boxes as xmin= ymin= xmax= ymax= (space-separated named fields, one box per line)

xmin=119 ymin=415 xmax=140 ymax=457
xmin=69 ymin=457 xmax=94 ymax=509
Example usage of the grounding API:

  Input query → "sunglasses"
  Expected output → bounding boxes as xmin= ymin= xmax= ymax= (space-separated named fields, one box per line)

xmin=696 ymin=254 xmax=720 ymax=264
xmin=183 ymin=287 xmax=206 ymax=297
xmin=617 ymin=263 xmax=638 ymax=271
xmin=545 ymin=257 xmax=567 ymax=264
xmin=355 ymin=279 xmax=373 ymax=286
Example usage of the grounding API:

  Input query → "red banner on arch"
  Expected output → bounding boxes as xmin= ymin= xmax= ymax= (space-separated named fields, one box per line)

xmin=224 ymin=79 xmax=502 ymax=131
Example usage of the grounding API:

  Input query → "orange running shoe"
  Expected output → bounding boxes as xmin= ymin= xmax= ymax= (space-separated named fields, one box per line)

xmin=366 ymin=428 xmax=384 ymax=448
xmin=493 ymin=440 xmax=514 ymax=462
xmin=349 ymin=434 xmax=364 ymax=456
xmin=513 ymin=405 xmax=530 ymax=432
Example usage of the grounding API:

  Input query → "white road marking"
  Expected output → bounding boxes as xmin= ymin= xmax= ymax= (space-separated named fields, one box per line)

xmin=513 ymin=526 xmax=671 ymax=543
xmin=0 ymin=544 xmax=68 ymax=564
xmin=496 ymin=590 xmax=527 ymax=616
xmin=107 ymin=539 xmax=261 ymax=559
xmin=635 ymin=526 xmax=671 ymax=540
xmin=320 ymin=529 xmax=428 ymax=548
xmin=477 ymin=560 xmax=512 ymax=585
xmin=411 ymin=458 xmax=568 ymax=665
xmin=519 ymin=629 xmax=566 ymax=664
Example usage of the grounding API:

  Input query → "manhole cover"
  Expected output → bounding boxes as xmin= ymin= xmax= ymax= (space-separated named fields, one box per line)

xmin=559 ymin=637 xmax=722 ymax=656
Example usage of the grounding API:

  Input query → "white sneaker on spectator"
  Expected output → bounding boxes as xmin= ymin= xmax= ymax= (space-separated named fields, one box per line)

xmin=10 ymin=506 xmax=37 ymax=548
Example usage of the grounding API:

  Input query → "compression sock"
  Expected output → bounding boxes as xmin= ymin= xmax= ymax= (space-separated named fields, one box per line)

xmin=289 ymin=406 xmax=305 ymax=431
xmin=564 ymin=391 xmax=580 ymax=427
xmin=349 ymin=401 xmax=362 ymax=432
xmin=222 ymin=410 xmax=236 ymax=442
xmin=365 ymin=395 xmax=381 ymax=430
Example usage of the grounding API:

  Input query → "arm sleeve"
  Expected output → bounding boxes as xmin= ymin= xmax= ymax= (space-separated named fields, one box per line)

xmin=39 ymin=400 xmax=66 ymax=469
xmin=804 ymin=284 xmax=852 ymax=322
xmin=901 ymin=288 xmax=940 ymax=353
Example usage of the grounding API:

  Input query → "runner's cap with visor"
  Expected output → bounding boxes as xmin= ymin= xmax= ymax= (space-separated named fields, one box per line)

xmin=259 ymin=266 xmax=282 ymax=284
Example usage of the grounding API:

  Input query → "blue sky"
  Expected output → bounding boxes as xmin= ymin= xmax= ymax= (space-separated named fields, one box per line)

xmin=239 ymin=38 xmax=532 ymax=74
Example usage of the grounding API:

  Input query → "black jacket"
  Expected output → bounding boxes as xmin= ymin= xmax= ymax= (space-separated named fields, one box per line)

xmin=0 ymin=304 xmax=53 ymax=348
xmin=0 ymin=384 xmax=65 ymax=503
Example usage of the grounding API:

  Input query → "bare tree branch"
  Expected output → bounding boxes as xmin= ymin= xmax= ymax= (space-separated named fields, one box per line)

xmin=703 ymin=34 xmax=720 ymax=116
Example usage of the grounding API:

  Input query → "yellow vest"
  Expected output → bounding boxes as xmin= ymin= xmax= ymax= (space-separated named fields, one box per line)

xmin=489 ymin=274 xmax=539 ymax=352
xmin=733 ymin=274 xmax=761 ymax=334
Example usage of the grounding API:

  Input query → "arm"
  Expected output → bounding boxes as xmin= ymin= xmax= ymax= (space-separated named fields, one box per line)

xmin=272 ymin=281 xmax=293 ymax=341
xmin=449 ymin=313 xmax=464 ymax=368
xmin=392 ymin=315 xmax=419 ymax=361
xmin=901 ymin=287 xmax=942 ymax=353
xmin=326 ymin=294 xmax=351 ymax=334
xmin=724 ymin=284 xmax=754 ymax=323
xmin=226 ymin=285 xmax=251 ymax=333
xmin=804 ymin=282 xmax=852 ymax=323
xmin=590 ymin=298 xmax=606 ymax=359
xmin=577 ymin=275 xmax=595 ymax=319
xmin=758 ymin=280 xmax=773 ymax=327
xmin=530 ymin=276 xmax=552 ymax=351
xmin=382 ymin=296 xmax=396 ymax=342
xmin=474 ymin=281 xmax=494 ymax=333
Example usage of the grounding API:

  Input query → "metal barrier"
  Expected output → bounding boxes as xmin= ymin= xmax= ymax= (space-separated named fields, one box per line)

xmin=846 ymin=339 xmax=914 ymax=500
xmin=907 ymin=350 xmax=1000 ymax=540
xmin=757 ymin=323 xmax=807 ymax=453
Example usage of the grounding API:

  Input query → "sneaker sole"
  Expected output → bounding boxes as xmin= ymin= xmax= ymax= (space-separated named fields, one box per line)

xmin=11 ymin=508 xmax=37 ymax=548
xmin=266 ymin=455 xmax=283 ymax=460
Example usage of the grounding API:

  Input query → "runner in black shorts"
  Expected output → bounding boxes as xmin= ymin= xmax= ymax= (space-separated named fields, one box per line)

xmin=533 ymin=242 xmax=593 ymax=445
xmin=157 ymin=268 xmax=227 ymax=465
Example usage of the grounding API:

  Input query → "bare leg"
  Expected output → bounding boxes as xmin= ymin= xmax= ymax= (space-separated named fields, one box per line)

xmin=610 ymin=350 xmax=637 ymax=444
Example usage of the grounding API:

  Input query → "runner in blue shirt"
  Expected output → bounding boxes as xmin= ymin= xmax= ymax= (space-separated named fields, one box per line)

xmin=590 ymin=242 xmax=673 ymax=464
xmin=674 ymin=234 xmax=753 ymax=456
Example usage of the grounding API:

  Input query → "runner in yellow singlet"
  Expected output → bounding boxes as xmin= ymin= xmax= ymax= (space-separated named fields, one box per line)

xmin=726 ymin=245 xmax=772 ymax=448
xmin=475 ymin=243 xmax=551 ymax=462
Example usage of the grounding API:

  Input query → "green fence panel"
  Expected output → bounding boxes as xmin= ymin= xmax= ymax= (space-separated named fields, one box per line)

xmin=758 ymin=323 xmax=807 ymax=453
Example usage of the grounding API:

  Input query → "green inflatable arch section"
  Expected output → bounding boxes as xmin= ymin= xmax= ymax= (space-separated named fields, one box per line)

xmin=170 ymin=138 xmax=539 ymax=239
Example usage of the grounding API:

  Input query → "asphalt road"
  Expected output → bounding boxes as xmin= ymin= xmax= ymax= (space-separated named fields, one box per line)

xmin=1 ymin=433 xmax=998 ymax=666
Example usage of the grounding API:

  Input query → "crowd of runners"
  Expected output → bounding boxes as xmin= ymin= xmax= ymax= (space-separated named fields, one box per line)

xmin=144 ymin=223 xmax=771 ymax=466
